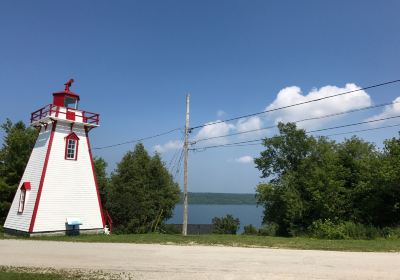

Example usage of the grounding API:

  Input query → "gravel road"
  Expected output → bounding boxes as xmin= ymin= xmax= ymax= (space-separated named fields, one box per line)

xmin=0 ymin=239 xmax=399 ymax=279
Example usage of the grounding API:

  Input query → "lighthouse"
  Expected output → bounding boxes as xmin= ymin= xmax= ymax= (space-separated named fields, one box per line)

xmin=4 ymin=80 xmax=105 ymax=236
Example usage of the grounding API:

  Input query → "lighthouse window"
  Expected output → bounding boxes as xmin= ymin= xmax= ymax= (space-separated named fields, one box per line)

xmin=66 ymin=139 xmax=77 ymax=159
xmin=65 ymin=133 xmax=80 ymax=160
xmin=64 ymin=97 xmax=78 ymax=109
xmin=18 ymin=189 xmax=26 ymax=213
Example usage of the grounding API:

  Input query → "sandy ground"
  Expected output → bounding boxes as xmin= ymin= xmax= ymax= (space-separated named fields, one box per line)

xmin=0 ymin=239 xmax=400 ymax=279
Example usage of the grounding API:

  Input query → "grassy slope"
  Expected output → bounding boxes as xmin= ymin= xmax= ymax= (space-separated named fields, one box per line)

xmin=2 ymin=233 xmax=399 ymax=252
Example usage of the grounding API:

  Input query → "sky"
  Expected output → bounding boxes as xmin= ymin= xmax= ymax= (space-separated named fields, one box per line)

xmin=1 ymin=0 xmax=400 ymax=193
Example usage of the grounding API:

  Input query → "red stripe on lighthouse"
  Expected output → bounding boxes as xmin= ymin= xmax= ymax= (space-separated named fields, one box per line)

xmin=85 ymin=127 xmax=106 ymax=228
xmin=29 ymin=121 xmax=57 ymax=233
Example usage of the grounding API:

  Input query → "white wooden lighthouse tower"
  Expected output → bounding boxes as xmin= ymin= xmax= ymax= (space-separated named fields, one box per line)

xmin=4 ymin=80 xmax=105 ymax=236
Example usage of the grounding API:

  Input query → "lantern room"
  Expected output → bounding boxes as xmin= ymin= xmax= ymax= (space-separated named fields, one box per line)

xmin=53 ymin=91 xmax=80 ymax=109
xmin=53 ymin=78 xmax=80 ymax=109
xmin=30 ymin=79 xmax=99 ymax=127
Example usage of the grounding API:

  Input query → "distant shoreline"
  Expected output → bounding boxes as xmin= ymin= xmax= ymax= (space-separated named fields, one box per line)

xmin=178 ymin=192 xmax=257 ymax=205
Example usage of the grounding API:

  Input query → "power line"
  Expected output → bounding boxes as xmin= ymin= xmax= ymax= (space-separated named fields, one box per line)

xmin=190 ymin=115 xmax=400 ymax=151
xmin=324 ymin=123 xmax=400 ymax=137
xmin=167 ymin=139 xmax=185 ymax=171
xmin=192 ymin=100 xmax=400 ymax=144
xmin=93 ymin=127 xmax=183 ymax=150
xmin=192 ymin=122 xmax=400 ymax=152
xmin=190 ymin=79 xmax=400 ymax=130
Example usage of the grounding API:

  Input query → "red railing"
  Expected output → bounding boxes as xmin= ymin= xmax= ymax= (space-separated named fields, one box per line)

xmin=31 ymin=104 xmax=100 ymax=125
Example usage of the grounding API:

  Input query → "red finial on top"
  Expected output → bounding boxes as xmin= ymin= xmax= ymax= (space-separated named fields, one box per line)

xmin=64 ymin=79 xmax=74 ymax=92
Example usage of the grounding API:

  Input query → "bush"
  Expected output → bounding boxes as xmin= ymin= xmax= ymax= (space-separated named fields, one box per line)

xmin=342 ymin=222 xmax=382 ymax=240
xmin=309 ymin=219 xmax=347 ymax=239
xmin=382 ymin=227 xmax=400 ymax=239
xmin=212 ymin=214 xmax=240 ymax=235
xmin=258 ymin=223 xmax=278 ymax=236
xmin=243 ymin=224 xmax=258 ymax=235
xmin=309 ymin=219 xmax=384 ymax=240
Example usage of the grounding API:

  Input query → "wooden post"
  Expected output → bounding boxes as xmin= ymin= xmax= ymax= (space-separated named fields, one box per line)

xmin=182 ymin=94 xmax=190 ymax=236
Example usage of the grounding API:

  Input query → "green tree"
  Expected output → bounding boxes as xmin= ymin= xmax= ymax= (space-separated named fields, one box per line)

xmin=355 ymin=136 xmax=400 ymax=227
xmin=93 ymin=157 xmax=109 ymax=210
xmin=255 ymin=122 xmax=400 ymax=236
xmin=107 ymin=143 xmax=180 ymax=233
xmin=0 ymin=119 xmax=38 ymax=224
xmin=0 ymin=119 xmax=38 ymax=185
xmin=212 ymin=214 xmax=240 ymax=234
xmin=0 ymin=177 xmax=16 ymax=225
xmin=254 ymin=122 xmax=314 ymax=180
xmin=255 ymin=123 xmax=312 ymax=235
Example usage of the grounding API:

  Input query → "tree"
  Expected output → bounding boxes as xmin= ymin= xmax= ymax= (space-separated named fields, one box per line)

xmin=255 ymin=122 xmax=400 ymax=236
xmin=93 ymin=157 xmax=109 ymax=211
xmin=0 ymin=119 xmax=38 ymax=224
xmin=0 ymin=119 xmax=38 ymax=186
xmin=255 ymin=123 xmax=312 ymax=235
xmin=355 ymin=136 xmax=400 ymax=227
xmin=0 ymin=177 xmax=15 ymax=225
xmin=107 ymin=143 xmax=180 ymax=233
xmin=212 ymin=214 xmax=240 ymax=234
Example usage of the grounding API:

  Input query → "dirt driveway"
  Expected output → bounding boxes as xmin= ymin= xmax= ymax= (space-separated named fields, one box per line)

xmin=0 ymin=239 xmax=399 ymax=279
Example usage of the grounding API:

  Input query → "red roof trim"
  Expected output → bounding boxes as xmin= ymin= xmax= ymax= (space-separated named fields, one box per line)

xmin=52 ymin=91 xmax=80 ymax=100
xmin=65 ymin=132 xmax=80 ymax=141
xmin=85 ymin=127 xmax=105 ymax=228
xmin=21 ymin=182 xmax=31 ymax=190
xmin=29 ymin=121 xmax=57 ymax=233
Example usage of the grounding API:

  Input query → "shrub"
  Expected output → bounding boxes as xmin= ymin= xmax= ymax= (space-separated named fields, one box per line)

xmin=258 ymin=223 xmax=278 ymax=236
xmin=342 ymin=222 xmax=367 ymax=239
xmin=309 ymin=219 xmax=347 ymax=239
xmin=212 ymin=214 xmax=240 ymax=235
xmin=243 ymin=224 xmax=258 ymax=235
xmin=382 ymin=227 xmax=400 ymax=239
xmin=309 ymin=220 xmax=385 ymax=240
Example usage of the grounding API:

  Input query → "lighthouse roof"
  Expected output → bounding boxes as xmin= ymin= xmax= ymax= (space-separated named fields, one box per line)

xmin=52 ymin=79 xmax=80 ymax=106
xmin=52 ymin=91 xmax=80 ymax=101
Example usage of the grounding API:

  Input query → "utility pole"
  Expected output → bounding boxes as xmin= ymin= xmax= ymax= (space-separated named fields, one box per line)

xmin=182 ymin=93 xmax=190 ymax=236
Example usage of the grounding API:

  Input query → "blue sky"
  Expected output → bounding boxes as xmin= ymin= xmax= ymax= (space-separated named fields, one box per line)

xmin=1 ymin=0 xmax=400 ymax=193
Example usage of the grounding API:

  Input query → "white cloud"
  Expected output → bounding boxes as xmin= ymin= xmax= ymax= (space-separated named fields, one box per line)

xmin=234 ymin=155 xmax=254 ymax=164
xmin=366 ymin=97 xmax=400 ymax=124
xmin=266 ymin=83 xmax=372 ymax=129
xmin=194 ymin=120 xmax=235 ymax=144
xmin=154 ymin=140 xmax=183 ymax=153
xmin=236 ymin=116 xmax=264 ymax=138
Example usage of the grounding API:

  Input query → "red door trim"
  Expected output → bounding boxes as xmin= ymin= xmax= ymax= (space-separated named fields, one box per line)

xmin=85 ymin=127 xmax=106 ymax=227
xmin=29 ymin=121 xmax=57 ymax=233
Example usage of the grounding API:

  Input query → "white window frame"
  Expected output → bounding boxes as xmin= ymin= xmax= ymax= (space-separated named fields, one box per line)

xmin=66 ymin=139 xmax=77 ymax=160
xmin=18 ymin=189 xmax=26 ymax=213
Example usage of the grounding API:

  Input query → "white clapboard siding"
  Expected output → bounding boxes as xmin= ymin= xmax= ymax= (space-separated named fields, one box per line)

xmin=33 ymin=122 xmax=103 ymax=232
xmin=4 ymin=124 xmax=52 ymax=232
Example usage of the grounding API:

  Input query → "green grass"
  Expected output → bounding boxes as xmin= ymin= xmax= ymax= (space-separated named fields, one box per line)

xmin=0 ymin=271 xmax=60 ymax=280
xmin=0 ymin=267 xmax=132 ymax=280
xmin=2 ymin=232 xmax=400 ymax=252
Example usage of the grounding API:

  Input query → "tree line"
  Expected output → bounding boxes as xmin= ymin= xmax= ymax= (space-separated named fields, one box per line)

xmin=255 ymin=122 xmax=400 ymax=237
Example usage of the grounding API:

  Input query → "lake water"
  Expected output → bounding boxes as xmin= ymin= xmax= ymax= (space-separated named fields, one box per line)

xmin=167 ymin=204 xmax=263 ymax=232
